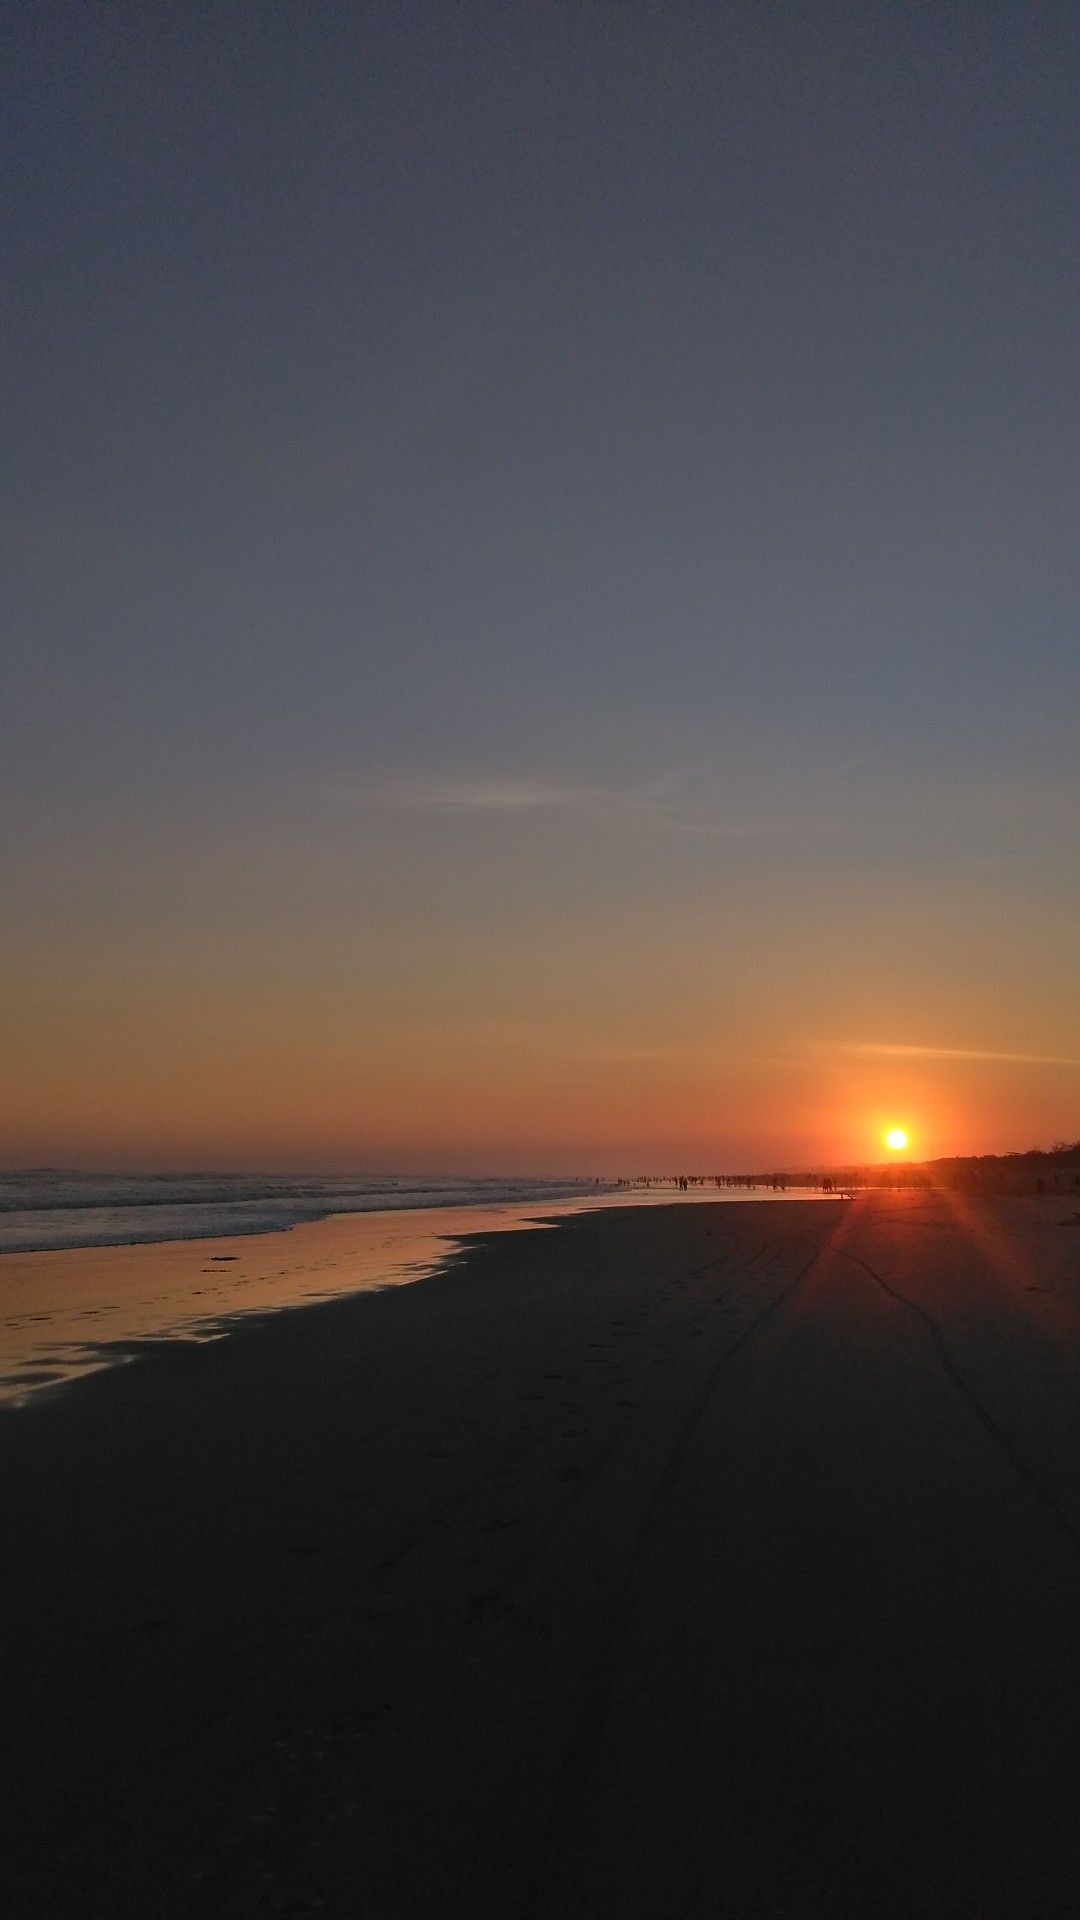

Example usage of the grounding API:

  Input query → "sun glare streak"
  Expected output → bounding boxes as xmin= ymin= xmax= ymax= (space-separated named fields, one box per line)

xmin=936 ymin=1184 xmax=1037 ymax=1291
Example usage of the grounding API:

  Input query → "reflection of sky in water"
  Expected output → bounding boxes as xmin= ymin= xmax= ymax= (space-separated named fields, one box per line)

xmin=0 ymin=1188 xmax=832 ymax=1406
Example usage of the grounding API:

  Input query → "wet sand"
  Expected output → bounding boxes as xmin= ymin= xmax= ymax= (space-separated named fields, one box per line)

xmin=0 ymin=1187 xmax=820 ymax=1402
xmin=3 ymin=1192 xmax=1080 ymax=1917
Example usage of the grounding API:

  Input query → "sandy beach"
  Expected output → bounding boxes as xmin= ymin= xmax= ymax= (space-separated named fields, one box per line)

xmin=0 ymin=1186 xmax=824 ymax=1403
xmin=4 ymin=1191 xmax=1080 ymax=1918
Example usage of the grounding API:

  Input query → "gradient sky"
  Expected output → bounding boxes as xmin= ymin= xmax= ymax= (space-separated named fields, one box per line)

xmin=3 ymin=1 xmax=1078 ymax=1172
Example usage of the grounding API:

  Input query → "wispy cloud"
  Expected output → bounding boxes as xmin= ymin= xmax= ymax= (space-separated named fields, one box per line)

xmin=358 ymin=777 xmax=623 ymax=815
xmin=321 ymin=773 xmax=838 ymax=839
xmin=671 ymin=811 xmax=843 ymax=840
xmin=823 ymin=1041 xmax=1080 ymax=1069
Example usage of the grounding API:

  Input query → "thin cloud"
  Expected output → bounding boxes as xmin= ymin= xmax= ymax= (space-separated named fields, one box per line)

xmin=322 ymin=774 xmax=838 ymax=838
xmin=825 ymin=1041 xmax=1080 ymax=1069
xmin=671 ymin=812 xmax=846 ymax=841
xmin=360 ymin=777 xmax=620 ymax=815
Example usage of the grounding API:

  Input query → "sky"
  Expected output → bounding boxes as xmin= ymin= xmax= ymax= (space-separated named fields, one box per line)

xmin=2 ymin=0 xmax=1078 ymax=1173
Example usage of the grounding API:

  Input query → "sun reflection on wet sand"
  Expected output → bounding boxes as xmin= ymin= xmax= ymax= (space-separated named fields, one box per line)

xmin=0 ymin=1186 xmax=832 ymax=1404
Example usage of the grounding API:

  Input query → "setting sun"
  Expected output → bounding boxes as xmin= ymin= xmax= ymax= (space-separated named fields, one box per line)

xmin=885 ymin=1128 xmax=909 ymax=1151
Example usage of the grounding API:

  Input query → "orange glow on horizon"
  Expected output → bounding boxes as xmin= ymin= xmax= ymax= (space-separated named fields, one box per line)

xmin=2 ymin=963 xmax=1075 ymax=1172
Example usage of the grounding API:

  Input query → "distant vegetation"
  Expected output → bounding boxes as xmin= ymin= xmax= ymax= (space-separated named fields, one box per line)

xmin=792 ymin=1141 xmax=1080 ymax=1196
xmin=931 ymin=1140 xmax=1080 ymax=1172
xmin=627 ymin=1145 xmax=1080 ymax=1197
xmin=923 ymin=1141 xmax=1080 ymax=1194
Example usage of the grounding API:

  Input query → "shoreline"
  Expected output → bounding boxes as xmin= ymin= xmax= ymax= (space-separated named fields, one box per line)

xmin=0 ymin=1176 xmax=826 ymax=1260
xmin=3 ymin=1191 xmax=1080 ymax=1915
xmin=0 ymin=1175 xmax=613 ymax=1258
xmin=0 ymin=1185 xmax=833 ymax=1406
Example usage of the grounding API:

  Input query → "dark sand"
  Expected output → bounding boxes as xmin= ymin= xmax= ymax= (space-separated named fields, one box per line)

xmin=4 ymin=1192 xmax=1080 ymax=1918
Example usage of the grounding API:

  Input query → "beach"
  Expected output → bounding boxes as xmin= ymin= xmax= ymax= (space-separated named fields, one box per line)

xmin=4 ymin=1191 xmax=1080 ymax=1917
xmin=0 ymin=1184 xmax=822 ymax=1402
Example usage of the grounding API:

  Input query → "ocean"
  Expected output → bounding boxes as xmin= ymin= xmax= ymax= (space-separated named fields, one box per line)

xmin=0 ymin=1169 xmax=610 ymax=1256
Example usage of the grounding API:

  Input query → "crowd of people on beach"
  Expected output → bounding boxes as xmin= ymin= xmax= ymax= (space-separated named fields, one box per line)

xmin=611 ymin=1173 xmax=792 ymax=1192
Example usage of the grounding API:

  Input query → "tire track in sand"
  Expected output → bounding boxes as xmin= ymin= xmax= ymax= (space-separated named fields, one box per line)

xmin=525 ymin=1222 xmax=840 ymax=1913
xmin=832 ymin=1241 xmax=1080 ymax=1566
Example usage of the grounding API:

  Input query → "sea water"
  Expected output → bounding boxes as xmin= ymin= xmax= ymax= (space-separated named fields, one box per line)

xmin=0 ymin=1169 xmax=606 ymax=1256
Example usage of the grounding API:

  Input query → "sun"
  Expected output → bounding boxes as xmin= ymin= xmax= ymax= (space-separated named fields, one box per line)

xmin=885 ymin=1127 xmax=909 ymax=1151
